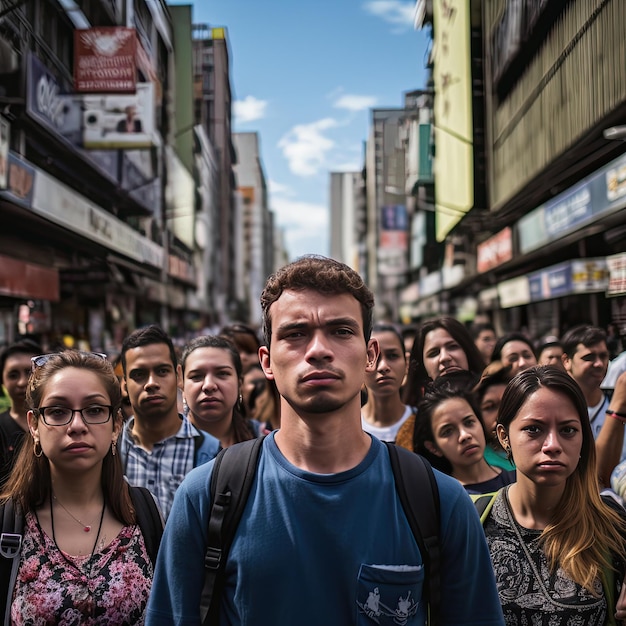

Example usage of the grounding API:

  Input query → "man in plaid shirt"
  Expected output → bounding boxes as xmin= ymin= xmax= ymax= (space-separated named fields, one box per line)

xmin=118 ymin=325 xmax=219 ymax=518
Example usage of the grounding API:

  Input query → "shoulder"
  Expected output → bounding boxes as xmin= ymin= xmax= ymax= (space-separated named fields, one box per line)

xmin=394 ymin=413 xmax=416 ymax=451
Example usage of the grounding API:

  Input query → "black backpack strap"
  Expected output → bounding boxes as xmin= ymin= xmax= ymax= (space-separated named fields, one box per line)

xmin=385 ymin=442 xmax=441 ymax=626
xmin=129 ymin=486 xmax=164 ymax=568
xmin=0 ymin=498 xmax=23 ymax=624
xmin=200 ymin=436 xmax=265 ymax=625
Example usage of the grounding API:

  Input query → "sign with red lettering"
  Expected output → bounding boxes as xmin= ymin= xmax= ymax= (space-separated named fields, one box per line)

xmin=74 ymin=28 xmax=137 ymax=93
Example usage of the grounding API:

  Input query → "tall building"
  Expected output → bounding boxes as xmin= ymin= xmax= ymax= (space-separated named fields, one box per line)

xmin=191 ymin=24 xmax=237 ymax=323
xmin=329 ymin=171 xmax=364 ymax=271
xmin=232 ymin=132 xmax=273 ymax=326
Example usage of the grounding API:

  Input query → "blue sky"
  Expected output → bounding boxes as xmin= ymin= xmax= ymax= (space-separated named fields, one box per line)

xmin=169 ymin=1 xmax=430 ymax=259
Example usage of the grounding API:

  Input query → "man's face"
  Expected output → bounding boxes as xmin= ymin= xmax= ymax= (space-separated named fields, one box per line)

xmin=259 ymin=289 xmax=378 ymax=419
xmin=2 ymin=352 xmax=34 ymax=407
xmin=563 ymin=341 xmax=609 ymax=391
xmin=122 ymin=342 xmax=180 ymax=423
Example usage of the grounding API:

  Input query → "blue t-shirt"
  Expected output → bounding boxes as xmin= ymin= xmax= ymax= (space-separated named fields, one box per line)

xmin=146 ymin=433 xmax=504 ymax=626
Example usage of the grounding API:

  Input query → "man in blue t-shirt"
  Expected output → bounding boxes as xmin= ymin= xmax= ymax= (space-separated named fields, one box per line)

xmin=146 ymin=256 xmax=504 ymax=625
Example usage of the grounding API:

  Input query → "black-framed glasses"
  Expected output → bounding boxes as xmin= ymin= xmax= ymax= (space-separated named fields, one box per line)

xmin=36 ymin=405 xmax=113 ymax=426
xmin=31 ymin=352 xmax=107 ymax=371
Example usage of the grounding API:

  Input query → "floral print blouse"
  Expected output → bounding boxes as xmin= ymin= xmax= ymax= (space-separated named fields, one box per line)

xmin=11 ymin=511 xmax=153 ymax=625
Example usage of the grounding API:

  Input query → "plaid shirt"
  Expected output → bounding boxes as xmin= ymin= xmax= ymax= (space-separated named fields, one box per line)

xmin=119 ymin=414 xmax=201 ymax=519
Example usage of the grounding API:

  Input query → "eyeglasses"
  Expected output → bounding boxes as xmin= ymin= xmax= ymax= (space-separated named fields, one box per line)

xmin=31 ymin=352 xmax=108 ymax=370
xmin=36 ymin=405 xmax=113 ymax=426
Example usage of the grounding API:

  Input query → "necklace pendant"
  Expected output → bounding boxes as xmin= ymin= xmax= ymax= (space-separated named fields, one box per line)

xmin=84 ymin=526 xmax=91 ymax=533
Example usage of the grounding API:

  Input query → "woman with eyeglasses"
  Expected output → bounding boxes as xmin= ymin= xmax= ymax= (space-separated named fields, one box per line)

xmin=0 ymin=350 xmax=161 ymax=624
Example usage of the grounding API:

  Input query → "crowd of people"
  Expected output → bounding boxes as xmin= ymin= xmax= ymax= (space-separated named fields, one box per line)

xmin=0 ymin=254 xmax=625 ymax=624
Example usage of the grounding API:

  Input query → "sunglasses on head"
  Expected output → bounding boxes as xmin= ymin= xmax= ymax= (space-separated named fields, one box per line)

xmin=30 ymin=352 xmax=108 ymax=370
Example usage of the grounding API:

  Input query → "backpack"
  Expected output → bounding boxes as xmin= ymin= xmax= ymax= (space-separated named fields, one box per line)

xmin=0 ymin=485 xmax=163 ymax=624
xmin=200 ymin=437 xmax=442 ymax=625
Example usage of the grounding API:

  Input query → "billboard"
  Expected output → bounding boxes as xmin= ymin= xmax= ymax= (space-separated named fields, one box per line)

xmin=82 ymin=82 xmax=156 ymax=149
xmin=74 ymin=27 xmax=137 ymax=93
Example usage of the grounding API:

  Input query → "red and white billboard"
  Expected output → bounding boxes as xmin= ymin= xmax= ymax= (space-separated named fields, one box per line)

xmin=74 ymin=27 xmax=137 ymax=93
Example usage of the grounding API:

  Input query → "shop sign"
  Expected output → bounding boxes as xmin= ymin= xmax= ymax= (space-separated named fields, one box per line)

xmin=497 ymin=275 xmax=530 ymax=309
xmin=74 ymin=27 xmax=137 ymax=93
xmin=5 ymin=153 xmax=35 ymax=206
xmin=420 ymin=271 xmax=442 ymax=297
xmin=528 ymin=258 xmax=608 ymax=302
xmin=571 ymin=259 xmax=608 ymax=293
xmin=544 ymin=184 xmax=592 ymax=238
xmin=0 ymin=253 xmax=59 ymax=301
xmin=477 ymin=227 xmax=513 ymax=272
xmin=478 ymin=286 xmax=499 ymax=309
xmin=607 ymin=253 xmax=626 ymax=297
xmin=168 ymin=254 xmax=196 ymax=285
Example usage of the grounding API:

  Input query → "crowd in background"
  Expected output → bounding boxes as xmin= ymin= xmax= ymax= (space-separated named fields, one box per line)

xmin=1 ymin=258 xmax=626 ymax=623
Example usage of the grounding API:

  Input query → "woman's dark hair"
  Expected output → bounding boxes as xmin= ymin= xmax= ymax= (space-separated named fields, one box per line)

xmin=372 ymin=323 xmax=405 ymax=351
xmin=2 ymin=351 xmax=135 ymax=524
xmin=403 ymin=317 xmax=484 ymax=407
xmin=491 ymin=332 xmax=535 ymax=363
xmin=180 ymin=335 xmax=256 ymax=444
xmin=413 ymin=371 xmax=487 ymax=475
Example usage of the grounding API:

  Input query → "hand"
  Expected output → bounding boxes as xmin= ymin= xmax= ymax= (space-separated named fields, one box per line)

xmin=611 ymin=372 xmax=626 ymax=415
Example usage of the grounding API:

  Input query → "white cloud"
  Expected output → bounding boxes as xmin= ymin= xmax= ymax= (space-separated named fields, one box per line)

xmin=271 ymin=196 xmax=328 ymax=257
xmin=233 ymin=96 xmax=268 ymax=124
xmin=277 ymin=118 xmax=338 ymax=177
xmin=362 ymin=1 xmax=416 ymax=29
xmin=267 ymin=179 xmax=294 ymax=197
xmin=333 ymin=94 xmax=378 ymax=112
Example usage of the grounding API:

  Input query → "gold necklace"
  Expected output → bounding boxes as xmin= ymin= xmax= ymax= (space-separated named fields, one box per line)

xmin=53 ymin=494 xmax=100 ymax=533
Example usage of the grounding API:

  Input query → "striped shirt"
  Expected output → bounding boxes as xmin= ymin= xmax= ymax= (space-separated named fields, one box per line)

xmin=119 ymin=414 xmax=204 ymax=519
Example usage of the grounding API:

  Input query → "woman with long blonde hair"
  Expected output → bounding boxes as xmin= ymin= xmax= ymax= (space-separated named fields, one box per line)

xmin=484 ymin=366 xmax=626 ymax=625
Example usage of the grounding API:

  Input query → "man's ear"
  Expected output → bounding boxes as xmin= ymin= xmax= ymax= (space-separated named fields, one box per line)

xmin=424 ymin=441 xmax=443 ymax=457
xmin=176 ymin=363 xmax=183 ymax=389
xmin=259 ymin=346 xmax=274 ymax=381
xmin=561 ymin=353 xmax=571 ymax=373
xmin=366 ymin=337 xmax=380 ymax=372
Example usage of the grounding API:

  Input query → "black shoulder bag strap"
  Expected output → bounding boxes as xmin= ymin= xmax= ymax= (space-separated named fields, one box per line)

xmin=384 ymin=442 xmax=441 ymax=626
xmin=129 ymin=486 xmax=164 ymax=568
xmin=0 ymin=498 xmax=23 ymax=624
xmin=201 ymin=436 xmax=265 ymax=625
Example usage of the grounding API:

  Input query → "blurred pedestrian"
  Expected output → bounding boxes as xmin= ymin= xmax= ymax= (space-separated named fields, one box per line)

xmin=536 ymin=338 xmax=564 ymax=369
xmin=397 ymin=316 xmax=484 ymax=452
xmin=0 ymin=339 xmax=42 ymax=486
xmin=219 ymin=322 xmax=262 ymax=375
xmin=361 ymin=323 xmax=414 ymax=442
xmin=491 ymin=332 xmax=537 ymax=376
xmin=471 ymin=321 xmax=497 ymax=365
xmin=473 ymin=361 xmax=516 ymax=471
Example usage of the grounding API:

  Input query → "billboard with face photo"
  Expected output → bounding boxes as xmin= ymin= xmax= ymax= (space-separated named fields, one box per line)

xmin=82 ymin=82 xmax=156 ymax=149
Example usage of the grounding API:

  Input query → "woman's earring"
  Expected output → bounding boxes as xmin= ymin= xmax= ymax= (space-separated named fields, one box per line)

xmin=111 ymin=441 xmax=117 ymax=456
xmin=33 ymin=439 xmax=43 ymax=458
